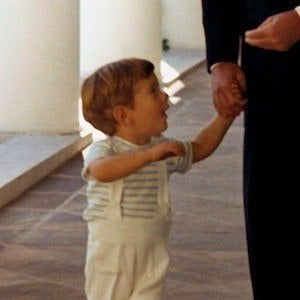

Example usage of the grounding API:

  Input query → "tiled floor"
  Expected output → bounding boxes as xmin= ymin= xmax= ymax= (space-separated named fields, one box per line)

xmin=0 ymin=65 xmax=252 ymax=300
xmin=161 ymin=48 xmax=205 ymax=84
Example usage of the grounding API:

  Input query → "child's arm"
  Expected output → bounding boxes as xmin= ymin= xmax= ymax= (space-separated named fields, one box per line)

xmin=88 ymin=141 xmax=185 ymax=182
xmin=192 ymin=115 xmax=234 ymax=163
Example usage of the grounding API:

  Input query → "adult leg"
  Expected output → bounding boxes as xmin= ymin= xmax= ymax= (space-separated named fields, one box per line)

xmin=243 ymin=87 xmax=298 ymax=299
xmin=242 ymin=41 xmax=300 ymax=299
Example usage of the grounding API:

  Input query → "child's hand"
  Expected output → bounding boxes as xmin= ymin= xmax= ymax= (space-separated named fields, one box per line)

xmin=229 ymin=82 xmax=248 ymax=116
xmin=231 ymin=82 xmax=248 ymax=101
xmin=147 ymin=142 xmax=185 ymax=162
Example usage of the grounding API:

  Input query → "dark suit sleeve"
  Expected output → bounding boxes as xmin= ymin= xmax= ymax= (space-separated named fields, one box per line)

xmin=202 ymin=0 xmax=242 ymax=72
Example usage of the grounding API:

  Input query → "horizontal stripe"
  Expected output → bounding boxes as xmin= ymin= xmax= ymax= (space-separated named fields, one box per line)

xmin=129 ymin=169 xmax=158 ymax=175
xmin=122 ymin=213 xmax=153 ymax=219
xmin=99 ymin=197 xmax=109 ymax=202
xmin=91 ymin=183 xmax=109 ymax=188
xmin=166 ymin=160 xmax=176 ymax=165
xmin=122 ymin=200 xmax=157 ymax=204
xmin=125 ymin=178 xmax=158 ymax=183
xmin=83 ymin=211 xmax=106 ymax=220
xmin=121 ymin=206 xmax=156 ymax=212
xmin=123 ymin=193 xmax=157 ymax=197
xmin=124 ymin=186 xmax=157 ymax=190
xmin=136 ymin=171 xmax=158 ymax=175
xmin=147 ymin=162 xmax=157 ymax=166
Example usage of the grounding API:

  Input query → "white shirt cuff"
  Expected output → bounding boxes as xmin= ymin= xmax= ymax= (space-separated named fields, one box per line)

xmin=295 ymin=6 xmax=300 ymax=17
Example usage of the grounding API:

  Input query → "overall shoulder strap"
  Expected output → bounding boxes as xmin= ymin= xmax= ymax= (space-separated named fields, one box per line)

xmin=157 ymin=161 xmax=170 ymax=206
xmin=106 ymin=179 xmax=124 ymax=220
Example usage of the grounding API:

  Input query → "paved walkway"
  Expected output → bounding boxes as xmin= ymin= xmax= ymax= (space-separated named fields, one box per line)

xmin=0 ymin=65 xmax=252 ymax=300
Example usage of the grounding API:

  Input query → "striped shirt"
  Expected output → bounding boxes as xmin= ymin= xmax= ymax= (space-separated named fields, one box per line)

xmin=82 ymin=135 xmax=193 ymax=221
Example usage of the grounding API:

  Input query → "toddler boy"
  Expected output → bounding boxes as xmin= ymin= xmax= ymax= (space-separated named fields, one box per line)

xmin=81 ymin=58 xmax=241 ymax=299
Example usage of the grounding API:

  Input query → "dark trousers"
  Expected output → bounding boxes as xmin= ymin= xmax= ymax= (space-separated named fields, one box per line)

xmin=242 ymin=44 xmax=299 ymax=299
xmin=244 ymin=113 xmax=298 ymax=299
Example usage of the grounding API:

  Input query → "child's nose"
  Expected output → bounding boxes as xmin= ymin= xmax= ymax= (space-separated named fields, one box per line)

xmin=161 ymin=91 xmax=169 ymax=109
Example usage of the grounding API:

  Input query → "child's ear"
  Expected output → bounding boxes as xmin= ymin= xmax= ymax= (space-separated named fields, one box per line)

xmin=112 ymin=105 xmax=134 ymax=125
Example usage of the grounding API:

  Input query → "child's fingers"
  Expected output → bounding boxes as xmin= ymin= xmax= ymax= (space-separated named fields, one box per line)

xmin=162 ymin=142 xmax=185 ymax=157
xmin=235 ymin=71 xmax=247 ymax=93
xmin=150 ymin=142 xmax=185 ymax=161
xmin=230 ymin=83 xmax=243 ymax=96
xmin=169 ymin=142 xmax=186 ymax=156
xmin=157 ymin=151 xmax=175 ymax=160
xmin=230 ymin=83 xmax=248 ymax=106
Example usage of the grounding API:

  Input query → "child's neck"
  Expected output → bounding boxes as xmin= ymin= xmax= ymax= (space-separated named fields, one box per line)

xmin=115 ymin=128 xmax=151 ymax=146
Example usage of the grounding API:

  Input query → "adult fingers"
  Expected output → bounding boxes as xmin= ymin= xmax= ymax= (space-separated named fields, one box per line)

xmin=245 ymin=27 xmax=268 ymax=40
xmin=244 ymin=36 xmax=272 ymax=49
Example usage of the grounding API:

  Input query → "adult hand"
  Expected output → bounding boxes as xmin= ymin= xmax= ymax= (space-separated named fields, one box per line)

xmin=245 ymin=10 xmax=300 ymax=51
xmin=211 ymin=62 xmax=247 ymax=118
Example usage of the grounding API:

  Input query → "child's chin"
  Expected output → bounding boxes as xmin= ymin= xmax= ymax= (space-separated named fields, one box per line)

xmin=155 ymin=122 xmax=168 ymax=135
xmin=160 ymin=124 xmax=168 ymax=132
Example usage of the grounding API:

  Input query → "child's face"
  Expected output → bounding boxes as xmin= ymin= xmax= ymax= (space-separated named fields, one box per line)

xmin=129 ymin=72 xmax=169 ymax=143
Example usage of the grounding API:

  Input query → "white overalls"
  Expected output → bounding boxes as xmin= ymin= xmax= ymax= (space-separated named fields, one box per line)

xmin=85 ymin=161 xmax=171 ymax=300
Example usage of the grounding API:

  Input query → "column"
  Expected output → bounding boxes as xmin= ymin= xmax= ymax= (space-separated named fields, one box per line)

xmin=0 ymin=0 xmax=79 ymax=134
xmin=80 ymin=0 xmax=162 ymax=78
xmin=162 ymin=0 xmax=205 ymax=49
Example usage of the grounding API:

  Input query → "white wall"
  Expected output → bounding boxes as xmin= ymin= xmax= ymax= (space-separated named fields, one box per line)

xmin=162 ymin=0 xmax=205 ymax=49
xmin=80 ymin=0 xmax=162 ymax=78
xmin=0 ymin=0 xmax=79 ymax=134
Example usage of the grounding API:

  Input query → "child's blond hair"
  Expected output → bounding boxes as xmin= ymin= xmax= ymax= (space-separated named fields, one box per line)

xmin=81 ymin=58 xmax=154 ymax=136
